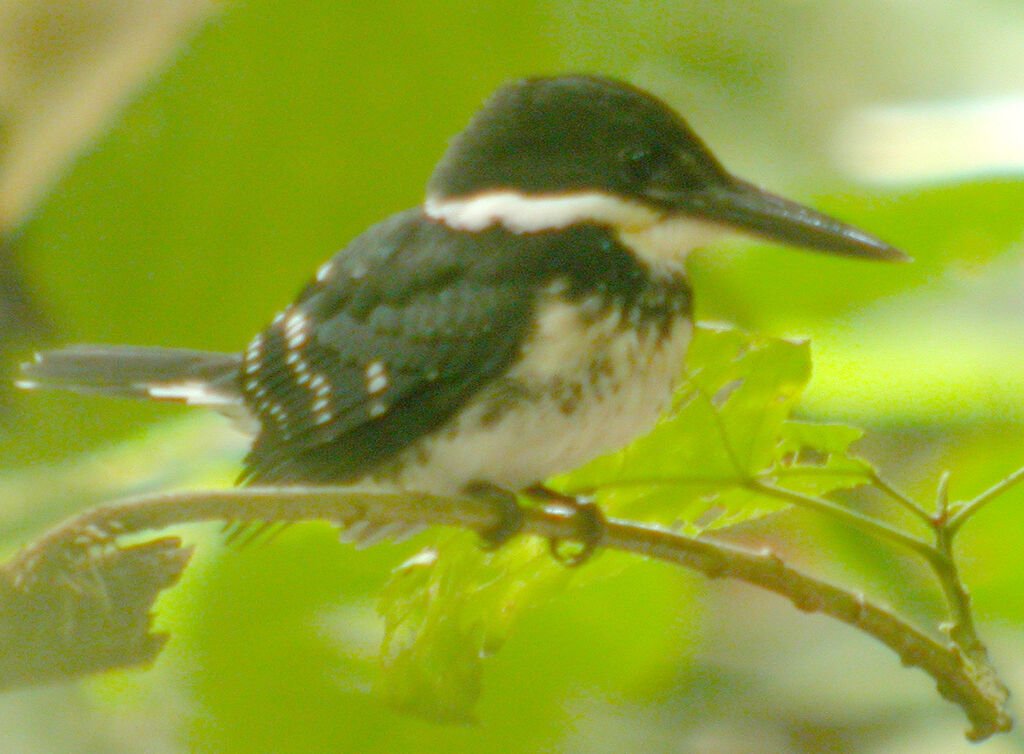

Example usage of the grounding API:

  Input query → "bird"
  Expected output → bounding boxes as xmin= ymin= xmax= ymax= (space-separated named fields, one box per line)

xmin=17 ymin=74 xmax=906 ymax=556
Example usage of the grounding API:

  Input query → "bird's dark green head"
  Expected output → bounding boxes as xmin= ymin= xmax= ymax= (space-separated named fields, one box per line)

xmin=426 ymin=74 xmax=907 ymax=263
xmin=428 ymin=74 xmax=727 ymax=203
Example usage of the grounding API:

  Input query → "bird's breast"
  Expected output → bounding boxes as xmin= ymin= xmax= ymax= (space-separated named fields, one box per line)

xmin=381 ymin=289 xmax=693 ymax=495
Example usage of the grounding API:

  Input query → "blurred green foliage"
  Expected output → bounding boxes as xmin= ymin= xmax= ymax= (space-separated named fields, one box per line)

xmin=4 ymin=0 xmax=1024 ymax=751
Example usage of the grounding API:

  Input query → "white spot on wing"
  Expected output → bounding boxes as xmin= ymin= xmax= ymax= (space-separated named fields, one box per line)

xmin=312 ymin=394 xmax=334 ymax=425
xmin=315 ymin=260 xmax=334 ymax=282
xmin=245 ymin=333 xmax=264 ymax=360
xmin=364 ymin=360 xmax=389 ymax=395
xmin=147 ymin=380 xmax=241 ymax=407
xmin=284 ymin=310 xmax=310 ymax=348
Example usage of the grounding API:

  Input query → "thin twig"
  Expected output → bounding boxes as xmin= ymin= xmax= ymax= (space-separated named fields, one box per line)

xmin=746 ymin=479 xmax=948 ymax=569
xmin=1 ymin=486 xmax=1011 ymax=741
xmin=948 ymin=464 xmax=1024 ymax=534
xmin=869 ymin=470 xmax=934 ymax=524
xmin=752 ymin=478 xmax=992 ymax=657
xmin=926 ymin=472 xmax=983 ymax=661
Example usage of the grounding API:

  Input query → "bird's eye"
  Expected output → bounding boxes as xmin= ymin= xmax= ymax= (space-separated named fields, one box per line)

xmin=619 ymin=145 xmax=671 ymax=184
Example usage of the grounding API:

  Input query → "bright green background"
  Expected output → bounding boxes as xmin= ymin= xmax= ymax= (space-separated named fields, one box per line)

xmin=3 ymin=1 xmax=1024 ymax=751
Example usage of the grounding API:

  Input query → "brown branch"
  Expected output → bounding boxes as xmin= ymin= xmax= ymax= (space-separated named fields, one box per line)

xmin=0 ymin=486 xmax=1012 ymax=740
xmin=592 ymin=517 xmax=1011 ymax=741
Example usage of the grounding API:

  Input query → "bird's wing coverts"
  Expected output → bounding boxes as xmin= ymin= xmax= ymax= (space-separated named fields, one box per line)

xmin=240 ymin=210 xmax=539 ymax=483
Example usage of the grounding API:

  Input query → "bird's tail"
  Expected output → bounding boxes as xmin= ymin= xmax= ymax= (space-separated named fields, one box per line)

xmin=17 ymin=345 xmax=243 ymax=409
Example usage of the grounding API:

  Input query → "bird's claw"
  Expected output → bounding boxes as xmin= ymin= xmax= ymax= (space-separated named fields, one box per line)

xmin=525 ymin=485 xmax=606 ymax=567
xmin=465 ymin=482 xmax=525 ymax=549
xmin=467 ymin=482 xmax=606 ymax=566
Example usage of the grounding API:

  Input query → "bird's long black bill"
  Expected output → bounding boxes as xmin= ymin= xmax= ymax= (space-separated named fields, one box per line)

xmin=695 ymin=178 xmax=909 ymax=261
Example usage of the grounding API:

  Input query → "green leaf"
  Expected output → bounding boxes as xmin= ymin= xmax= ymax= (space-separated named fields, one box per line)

xmin=551 ymin=327 xmax=873 ymax=531
xmin=774 ymin=421 xmax=874 ymax=496
xmin=376 ymin=326 xmax=880 ymax=719
xmin=376 ymin=533 xmax=575 ymax=722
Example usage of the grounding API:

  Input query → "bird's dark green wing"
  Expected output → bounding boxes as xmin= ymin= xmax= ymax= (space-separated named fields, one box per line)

xmin=239 ymin=209 xmax=542 ymax=484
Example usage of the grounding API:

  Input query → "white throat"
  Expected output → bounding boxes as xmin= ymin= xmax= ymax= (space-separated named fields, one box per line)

xmin=424 ymin=190 xmax=726 ymax=266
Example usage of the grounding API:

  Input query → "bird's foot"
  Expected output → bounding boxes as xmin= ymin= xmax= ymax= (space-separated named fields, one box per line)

xmin=465 ymin=482 xmax=606 ymax=566
xmin=465 ymin=481 xmax=525 ymax=550
xmin=525 ymin=484 xmax=606 ymax=567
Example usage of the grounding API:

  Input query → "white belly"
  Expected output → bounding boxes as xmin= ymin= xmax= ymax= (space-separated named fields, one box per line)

xmin=382 ymin=300 xmax=692 ymax=496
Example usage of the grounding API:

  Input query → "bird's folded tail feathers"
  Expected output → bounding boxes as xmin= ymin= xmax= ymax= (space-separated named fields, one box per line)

xmin=16 ymin=345 xmax=243 ymax=407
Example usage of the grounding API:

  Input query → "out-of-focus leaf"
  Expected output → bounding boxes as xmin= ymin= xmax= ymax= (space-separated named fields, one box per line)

xmin=377 ymin=533 xmax=575 ymax=722
xmin=0 ymin=415 xmax=244 ymax=547
xmin=806 ymin=243 xmax=1024 ymax=423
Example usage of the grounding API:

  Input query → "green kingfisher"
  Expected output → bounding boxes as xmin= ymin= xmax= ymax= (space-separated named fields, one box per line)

xmin=18 ymin=75 xmax=905 ymax=549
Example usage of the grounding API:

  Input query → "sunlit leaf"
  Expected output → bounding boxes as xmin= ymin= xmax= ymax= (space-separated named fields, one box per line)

xmin=774 ymin=421 xmax=873 ymax=496
xmin=551 ymin=327 xmax=873 ymax=530
xmin=376 ymin=327 xmax=880 ymax=719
